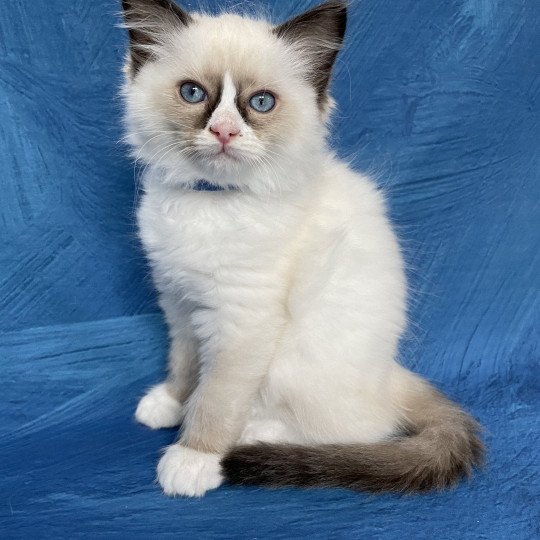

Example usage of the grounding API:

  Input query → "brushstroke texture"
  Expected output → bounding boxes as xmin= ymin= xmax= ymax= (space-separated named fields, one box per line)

xmin=0 ymin=0 xmax=538 ymax=537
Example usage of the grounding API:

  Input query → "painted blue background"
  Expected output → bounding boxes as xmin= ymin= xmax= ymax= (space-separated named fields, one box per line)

xmin=1 ymin=0 xmax=538 ymax=538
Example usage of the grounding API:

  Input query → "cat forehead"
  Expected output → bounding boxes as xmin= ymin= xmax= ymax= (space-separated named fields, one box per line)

xmin=160 ymin=13 xmax=301 ymax=86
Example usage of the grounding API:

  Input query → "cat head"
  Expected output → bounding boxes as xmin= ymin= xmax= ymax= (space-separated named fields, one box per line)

xmin=121 ymin=1 xmax=347 ymax=194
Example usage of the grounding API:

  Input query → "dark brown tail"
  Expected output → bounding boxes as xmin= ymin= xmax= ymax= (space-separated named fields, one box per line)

xmin=221 ymin=385 xmax=484 ymax=493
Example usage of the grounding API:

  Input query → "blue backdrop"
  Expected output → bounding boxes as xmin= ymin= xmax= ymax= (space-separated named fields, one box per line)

xmin=1 ymin=0 xmax=538 ymax=538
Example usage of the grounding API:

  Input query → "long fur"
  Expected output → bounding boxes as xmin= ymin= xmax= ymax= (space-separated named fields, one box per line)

xmin=122 ymin=0 xmax=484 ymax=497
xmin=222 ymin=383 xmax=484 ymax=492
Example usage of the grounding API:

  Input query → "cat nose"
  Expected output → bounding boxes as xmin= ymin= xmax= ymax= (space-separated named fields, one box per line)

xmin=209 ymin=121 xmax=241 ymax=145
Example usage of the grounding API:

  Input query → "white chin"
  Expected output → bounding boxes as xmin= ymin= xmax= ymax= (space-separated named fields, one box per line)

xmin=205 ymin=153 xmax=243 ymax=172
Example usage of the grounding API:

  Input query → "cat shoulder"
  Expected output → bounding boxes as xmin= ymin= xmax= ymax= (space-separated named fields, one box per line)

xmin=320 ymin=157 xmax=389 ymax=217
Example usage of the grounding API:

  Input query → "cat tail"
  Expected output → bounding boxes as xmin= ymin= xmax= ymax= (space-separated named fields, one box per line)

xmin=221 ymin=383 xmax=484 ymax=493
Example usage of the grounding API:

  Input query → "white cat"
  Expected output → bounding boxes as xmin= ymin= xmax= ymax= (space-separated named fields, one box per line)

xmin=121 ymin=0 xmax=483 ymax=497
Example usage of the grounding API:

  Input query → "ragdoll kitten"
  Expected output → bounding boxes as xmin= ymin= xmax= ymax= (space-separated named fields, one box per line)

xmin=121 ymin=0 xmax=483 ymax=497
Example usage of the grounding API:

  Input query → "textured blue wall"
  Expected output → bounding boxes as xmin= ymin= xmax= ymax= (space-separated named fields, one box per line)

xmin=0 ymin=0 xmax=538 ymax=538
xmin=0 ymin=0 xmax=156 ymax=330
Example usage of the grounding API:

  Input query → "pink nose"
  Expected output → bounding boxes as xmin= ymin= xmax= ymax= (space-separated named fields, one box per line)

xmin=209 ymin=121 xmax=240 ymax=145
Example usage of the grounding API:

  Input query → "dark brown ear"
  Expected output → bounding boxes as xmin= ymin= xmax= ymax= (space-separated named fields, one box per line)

xmin=274 ymin=2 xmax=347 ymax=107
xmin=121 ymin=0 xmax=192 ymax=74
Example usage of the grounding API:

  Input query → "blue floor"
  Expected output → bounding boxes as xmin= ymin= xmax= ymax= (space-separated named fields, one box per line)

xmin=1 ymin=315 xmax=538 ymax=538
xmin=1 ymin=0 xmax=538 ymax=538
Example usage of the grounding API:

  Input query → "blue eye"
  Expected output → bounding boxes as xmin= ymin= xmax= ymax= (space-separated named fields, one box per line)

xmin=179 ymin=82 xmax=207 ymax=103
xmin=249 ymin=91 xmax=276 ymax=113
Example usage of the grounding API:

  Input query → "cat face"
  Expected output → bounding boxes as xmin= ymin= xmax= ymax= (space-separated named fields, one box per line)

xmin=122 ymin=1 xmax=346 ymax=193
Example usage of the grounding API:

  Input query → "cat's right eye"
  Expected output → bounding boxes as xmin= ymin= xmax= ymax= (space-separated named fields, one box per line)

xmin=179 ymin=82 xmax=207 ymax=104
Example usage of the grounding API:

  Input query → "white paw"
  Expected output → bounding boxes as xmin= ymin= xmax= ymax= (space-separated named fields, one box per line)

xmin=157 ymin=445 xmax=224 ymax=497
xmin=135 ymin=383 xmax=183 ymax=429
xmin=240 ymin=419 xmax=291 ymax=444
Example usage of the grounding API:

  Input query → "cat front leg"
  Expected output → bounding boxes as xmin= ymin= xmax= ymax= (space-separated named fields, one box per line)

xmin=136 ymin=301 xmax=199 ymax=429
xmin=135 ymin=381 xmax=184 ymax=429
xmin=157 ymin=307 xmax=284 ymax=497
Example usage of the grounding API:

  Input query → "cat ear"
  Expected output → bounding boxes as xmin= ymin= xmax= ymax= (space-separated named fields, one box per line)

xmin=121 ymin=0 xmax=192 ymax=74
xmin=274 ymin=1 xmax=347 ymax=106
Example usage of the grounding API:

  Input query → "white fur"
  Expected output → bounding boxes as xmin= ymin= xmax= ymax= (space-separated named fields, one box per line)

xmin=135 ymin=383 xmax=184 ymax=429
xmin=157 ymin=445 xmax=223 ymax=497
xmin=207 ymin=71 xmax=242 ymax=129
xmin=124 ymin=6 xmax=415 ymax=497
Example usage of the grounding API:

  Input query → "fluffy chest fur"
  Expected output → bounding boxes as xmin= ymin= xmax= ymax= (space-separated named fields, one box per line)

xmin=137 ymin=173 xmax=313 ymax=307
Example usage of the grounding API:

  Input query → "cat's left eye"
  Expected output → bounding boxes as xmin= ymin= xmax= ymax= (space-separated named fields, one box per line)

xmin=179 ymin=82 xmax=207 ymax=104
xmin=249 ymin=91 xmax=276 ymax=113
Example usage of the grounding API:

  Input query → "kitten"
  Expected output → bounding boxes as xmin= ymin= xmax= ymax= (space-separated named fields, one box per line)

xmin=121 ymin=0 xmax=483 ymax=497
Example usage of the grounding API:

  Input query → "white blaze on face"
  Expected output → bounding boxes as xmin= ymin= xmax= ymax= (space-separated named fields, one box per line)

xmin=207 ymin=72 xmax=244 ymax=139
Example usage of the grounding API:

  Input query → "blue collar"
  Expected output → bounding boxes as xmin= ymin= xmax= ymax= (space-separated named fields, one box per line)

xmin=192 ymin=180 xmax=238 ymax=192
